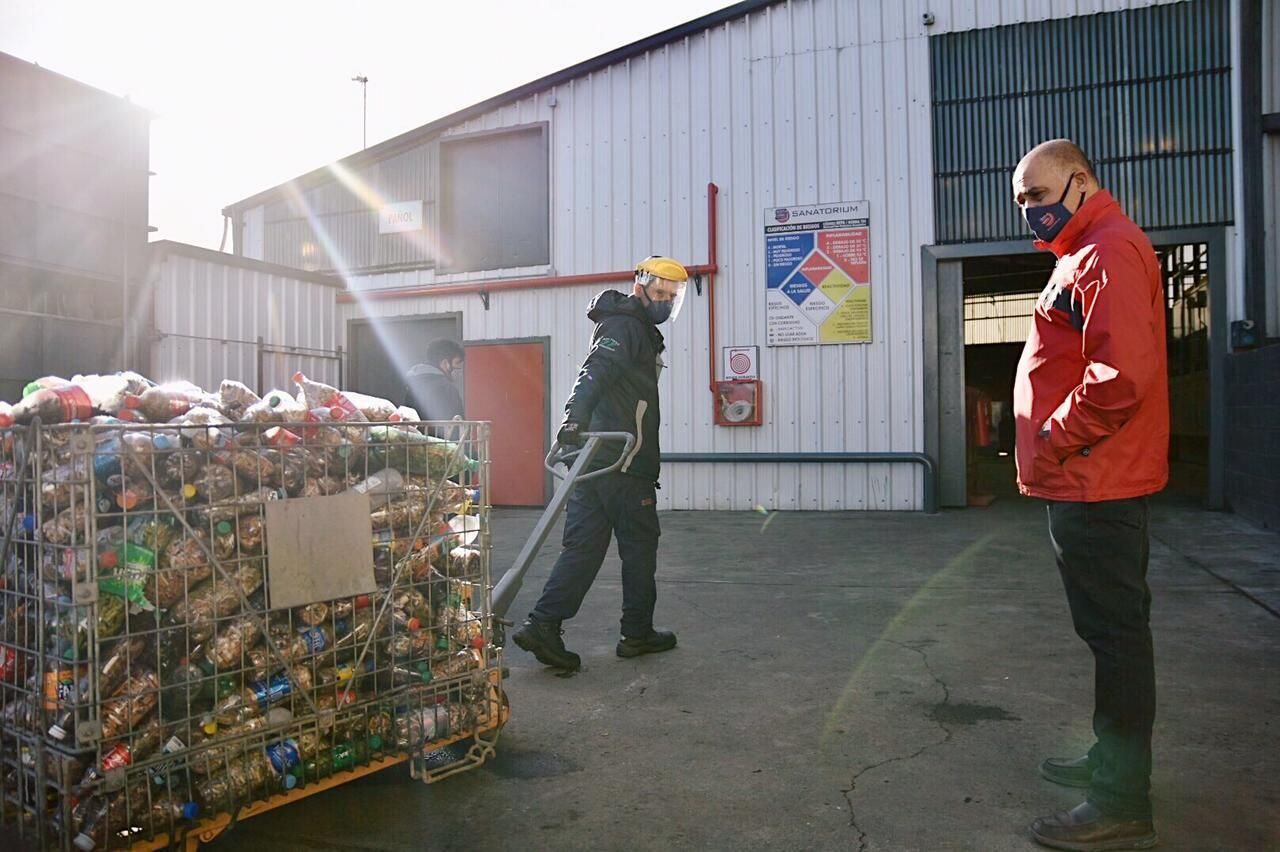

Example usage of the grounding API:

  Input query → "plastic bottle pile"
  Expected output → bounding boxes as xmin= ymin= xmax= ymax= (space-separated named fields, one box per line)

xmin=0 ymin=371 xmax=496 ymax=850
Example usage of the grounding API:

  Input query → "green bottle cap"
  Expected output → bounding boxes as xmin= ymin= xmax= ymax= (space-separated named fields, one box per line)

xmin=215 ymin=521 xmax=232 ymax=535
xmin=368 ymin=735 xmax=383 ymax=751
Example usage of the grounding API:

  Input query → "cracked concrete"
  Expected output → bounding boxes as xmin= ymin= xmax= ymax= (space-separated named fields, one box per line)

xmin=843 ymin=639 xmax=954 ymax=852
xmin=210 ymin=496 xmax=1279 ymax=851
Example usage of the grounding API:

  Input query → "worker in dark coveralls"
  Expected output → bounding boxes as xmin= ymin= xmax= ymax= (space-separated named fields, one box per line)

xmin=512 ymin=256 xmax=689 ymax=671
xmin=1012 ymin=139 xmax=1168 ymax=851
xmin=404 ymin=338 xmax=465 ymax=422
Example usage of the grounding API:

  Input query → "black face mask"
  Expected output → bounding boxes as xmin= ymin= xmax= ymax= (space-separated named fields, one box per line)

xmin=642 ymin=286 xmax=673 ymax=324
xmin=645 ymin=299 xmax=673 ymax=324
xmin=1024 ymin=172 xmax=1083 ymax=243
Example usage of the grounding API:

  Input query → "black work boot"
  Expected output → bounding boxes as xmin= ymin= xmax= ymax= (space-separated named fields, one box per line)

xmin=512 ymin=619 xmax=581 ymax=671
xmin=1030 ymin=801 xmax=1157 ymax=851
xmin=616 ymin=629 xmax=677 ymax=658
xmin=1040 ymin=754 xmax=1094 ymax=788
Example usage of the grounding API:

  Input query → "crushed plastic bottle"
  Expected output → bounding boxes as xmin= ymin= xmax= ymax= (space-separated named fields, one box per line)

xmin=166 ymin=561 xmax=264 ymax=642
xmin=211 ymin=665 xmax=314 ymax=727
xmin=3 ymin=374 xmax=139 ymax=426
xmin=292 ymin=372 xmax=368 ymax=422
xmin=122 ymin=382 xmax=214 ymax=422
xmin=99 ymin=667 xmax=161 ymax=741
xmin=218 ymin=380 xmax=260 ymax=420
xmin=241 ymin=388 xmax=306 ymax=424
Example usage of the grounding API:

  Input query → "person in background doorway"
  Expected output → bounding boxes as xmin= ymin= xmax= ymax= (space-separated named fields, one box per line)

xmin=511 ymin=256 xmax=689 ymax=671
xmin=404 ymin=338 xmax=465 ymax=423
xmin=1012 ymin=139 xmax=1168 ymax=851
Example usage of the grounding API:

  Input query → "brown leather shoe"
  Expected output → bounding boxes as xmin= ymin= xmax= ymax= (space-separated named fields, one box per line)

xmin=1030 ymin=801 xmax=1158 ymax=851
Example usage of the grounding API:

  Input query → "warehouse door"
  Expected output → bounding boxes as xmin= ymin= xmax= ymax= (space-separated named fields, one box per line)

xmin=346 ymin=314 xmax=462 ymax=410
xmin=464 ymin=339 xmax=549 ymax=507
xmin=928 ymin=230 xmax=1227 ymax=509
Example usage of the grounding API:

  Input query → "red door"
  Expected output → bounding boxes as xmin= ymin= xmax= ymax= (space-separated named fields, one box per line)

xmin=464 ymin=340 xmax=548 ymax=506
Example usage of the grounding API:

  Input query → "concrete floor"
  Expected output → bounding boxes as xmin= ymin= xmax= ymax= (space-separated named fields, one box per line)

xmin=212 ymin=494 xmax=1280 ymax=852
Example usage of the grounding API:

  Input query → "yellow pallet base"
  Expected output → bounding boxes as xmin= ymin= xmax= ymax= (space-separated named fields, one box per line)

xmin=132 ymin=678 xmax=508 ymax=852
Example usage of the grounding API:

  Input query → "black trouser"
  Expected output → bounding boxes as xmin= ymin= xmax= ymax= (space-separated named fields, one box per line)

xmin=531 ymin=472 xmax=660 ymax=638
xmin=1047 ymin=497 xmax=1155 ymax=821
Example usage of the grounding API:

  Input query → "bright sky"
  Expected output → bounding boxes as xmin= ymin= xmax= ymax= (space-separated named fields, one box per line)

xmin=0 ymin=0 xmax=728 ymax=250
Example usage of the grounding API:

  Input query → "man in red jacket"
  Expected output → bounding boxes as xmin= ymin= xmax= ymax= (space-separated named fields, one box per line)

xmin=1012 ymin=139 xmax=1168 ymax=851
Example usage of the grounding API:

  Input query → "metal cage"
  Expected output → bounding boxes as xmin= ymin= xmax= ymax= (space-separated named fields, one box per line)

xmin=0 ymin=415 xmax=501 ymax=850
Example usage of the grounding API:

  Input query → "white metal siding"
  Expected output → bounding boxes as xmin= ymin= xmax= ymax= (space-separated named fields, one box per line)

xmin=243 ymin=207 xmax=265 ymax=261
xmin=326 ymin=0 xmax=1194 ymax=511
xmin=341 ymin=0 xmax=941 ymax=511
xmin=150 ymin=246 xmax=340 ymax=396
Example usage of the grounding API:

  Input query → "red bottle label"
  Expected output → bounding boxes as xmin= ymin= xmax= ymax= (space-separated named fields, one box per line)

xmin=51 ymin=386 xmax=93 ymax=421
xmin=0 ymin=645 xmax=22 ymax=683
xmin=101 ymin=743 xmax=133 ymax=772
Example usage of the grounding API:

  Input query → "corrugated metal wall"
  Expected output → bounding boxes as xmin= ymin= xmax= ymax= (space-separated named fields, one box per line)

xmin=239 ymin=0 xmax=1192 ymax=511
xmin=261 ymin=143 xmax=437 ymax=273
xmin=931 ymin=0 xmax=1232 ymax=243
xmin=0 ymin=52 xmax=150 ymax=282
xmin=334 ymin=0 xmax=936 ymax=511
xmin=148 ymin=242 xmax=341 ymax=395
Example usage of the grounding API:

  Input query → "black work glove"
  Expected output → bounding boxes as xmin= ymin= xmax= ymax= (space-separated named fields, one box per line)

xmin=557 ymin=420 xmax=584 ymax=448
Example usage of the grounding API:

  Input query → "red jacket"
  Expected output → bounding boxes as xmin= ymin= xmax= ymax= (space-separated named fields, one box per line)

xmin=1013 ymin=190 xmax=1168 ymax=502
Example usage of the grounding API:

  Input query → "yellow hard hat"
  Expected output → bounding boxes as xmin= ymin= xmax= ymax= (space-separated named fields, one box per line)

xmin=635 ymin=256 xmax=689 ymax=282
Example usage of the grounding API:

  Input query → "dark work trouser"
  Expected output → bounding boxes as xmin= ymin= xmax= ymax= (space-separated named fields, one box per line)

xmin=1047 ymin=497 xmax=1155 ymax=821
xmin=531 ymin=472 xmax=661 ymax=638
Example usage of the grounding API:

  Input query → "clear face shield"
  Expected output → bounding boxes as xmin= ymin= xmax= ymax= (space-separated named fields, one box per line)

xmin=638 ymin=272 xmax=688 ymax=323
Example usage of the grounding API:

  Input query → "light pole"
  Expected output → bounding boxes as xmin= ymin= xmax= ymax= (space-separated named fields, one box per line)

xmin=351 ymin=75 xmax=369 ymax=149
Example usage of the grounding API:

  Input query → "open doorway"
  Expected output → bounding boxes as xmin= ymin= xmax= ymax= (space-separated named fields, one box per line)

xmin=960 ymin=243 xmax=1212 ymax=504
xmin=962 ymin=254 xmax=1054 ymax=502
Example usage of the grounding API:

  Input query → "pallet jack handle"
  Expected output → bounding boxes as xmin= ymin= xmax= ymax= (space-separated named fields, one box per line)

xmin=490 ymin=432 xmax=635 ymax=628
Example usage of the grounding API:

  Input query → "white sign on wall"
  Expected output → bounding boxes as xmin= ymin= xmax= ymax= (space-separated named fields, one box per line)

xmin=723 ymin=346 xmax=760 ymax=380
xmin=764 ymin=200 xmax=872 ymax=346
xmin=379 ymin=200 xmax=423 ymax=234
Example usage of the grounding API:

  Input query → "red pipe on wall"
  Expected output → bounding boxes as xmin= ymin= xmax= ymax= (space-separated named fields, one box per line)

xmin=337 ymin=181 xmax=722 ymax=407
xmin=703 ymin=182 xmax=719 ymax=393
xmin=336 ymin=183 xmax=719 ymax=309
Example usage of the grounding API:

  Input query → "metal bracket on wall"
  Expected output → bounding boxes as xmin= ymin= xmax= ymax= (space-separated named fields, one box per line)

xmin=693 ymin=273 xmax=703 ymax=296
xmin=479 ymin=291 xmax=490 ymax=311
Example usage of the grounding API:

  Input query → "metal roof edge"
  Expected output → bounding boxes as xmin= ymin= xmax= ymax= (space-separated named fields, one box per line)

xmin=0 ymin=50 xmax=155 ymax=119
xmin=221 ymin=0 xmax=779 ymax=216
xmin=148 ymin=240 xmax=345 ymax=289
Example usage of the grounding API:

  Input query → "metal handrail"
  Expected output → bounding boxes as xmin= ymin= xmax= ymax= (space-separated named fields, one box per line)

xmin=660 ymin=451 xmax=939 ymax=514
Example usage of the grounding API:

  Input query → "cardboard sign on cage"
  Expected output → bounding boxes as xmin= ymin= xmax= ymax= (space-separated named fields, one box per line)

xmin=264 ymin=492 xmax=377 ymax=609
xmin=714 ymin=379 xmax=763 ymax=427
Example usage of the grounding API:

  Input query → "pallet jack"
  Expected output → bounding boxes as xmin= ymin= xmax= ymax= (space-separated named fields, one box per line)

xmin=490 ymin=432 xmax=635 ymax=644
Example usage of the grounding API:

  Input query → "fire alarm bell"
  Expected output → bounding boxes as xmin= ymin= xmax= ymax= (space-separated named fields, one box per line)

xmin=723 ymin=346 xmax=759 ymax=380
xmin=714 ymin=379 xmax=763 ymax=427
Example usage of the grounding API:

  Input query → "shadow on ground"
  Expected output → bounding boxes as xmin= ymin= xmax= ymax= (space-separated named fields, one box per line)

xmin=210 ymin=495 xmax=1280 ymax=851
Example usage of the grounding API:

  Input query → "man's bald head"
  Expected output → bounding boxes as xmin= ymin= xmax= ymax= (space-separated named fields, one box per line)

xmin=1023 ymin=139 xmax=1097 ymax=181
xmin=1012 ymin=138 xmax=1100 ymax=215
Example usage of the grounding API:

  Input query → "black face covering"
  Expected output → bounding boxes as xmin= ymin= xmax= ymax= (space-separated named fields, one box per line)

xmin=642 ymin=286 xmax=673 ymax=324
xmin=1024 ymin=172 xmax=1083 ymax=242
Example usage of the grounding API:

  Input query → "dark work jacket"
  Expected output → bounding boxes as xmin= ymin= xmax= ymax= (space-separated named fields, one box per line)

xmin=403 ymin=364 xmax=464 ymax=423
xmin=564 ymin=290 xmax=665 ymax=482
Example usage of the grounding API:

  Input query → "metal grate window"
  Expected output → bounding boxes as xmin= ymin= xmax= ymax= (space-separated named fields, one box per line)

xmin=931 ymin=0 xmax=1233 ymax=244
xmin=964 ymin=292 xmax=1040 ymax=345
